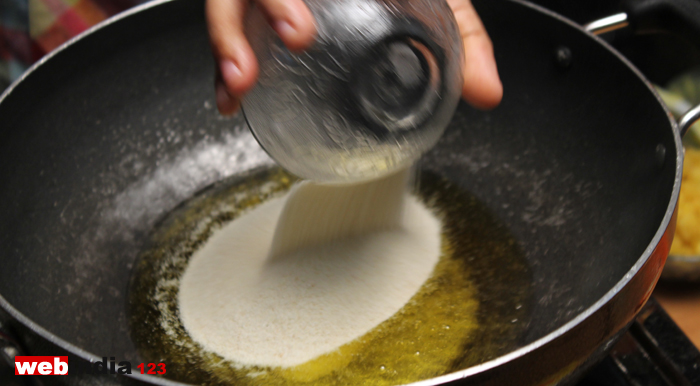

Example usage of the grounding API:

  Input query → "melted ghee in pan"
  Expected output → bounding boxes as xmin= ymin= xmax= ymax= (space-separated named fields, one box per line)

xmin=128 ymin=168 xmax=533 ymax=385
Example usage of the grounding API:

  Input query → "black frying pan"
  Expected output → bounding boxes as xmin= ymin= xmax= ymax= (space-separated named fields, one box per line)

xmin=0 ymin=0 xmax=694 ymax=384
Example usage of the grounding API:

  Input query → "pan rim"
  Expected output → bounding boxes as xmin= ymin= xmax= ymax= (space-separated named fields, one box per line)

xmin=0 ymin=0 xmax=684 ymax=384
xmin=407 ymin=1 xmax=684 ymax=384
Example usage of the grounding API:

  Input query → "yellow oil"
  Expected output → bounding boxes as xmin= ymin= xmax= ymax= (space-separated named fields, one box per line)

xmin=128 ymin=167 xmax=532 ymax=385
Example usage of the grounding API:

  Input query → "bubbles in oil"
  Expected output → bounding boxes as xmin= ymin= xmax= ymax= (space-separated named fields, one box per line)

xmin=128 ymin=167 xmax=533 ymax=386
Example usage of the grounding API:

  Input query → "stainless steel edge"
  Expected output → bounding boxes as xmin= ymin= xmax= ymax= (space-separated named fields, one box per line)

xmin=583 ymin=13 xmax=630 ymax=35
xmin=678 ymin=104 xmax=700 ymax=138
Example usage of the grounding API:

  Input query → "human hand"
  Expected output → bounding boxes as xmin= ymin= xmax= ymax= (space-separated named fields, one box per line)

xmin=447 ymin=0 xmax=503 ymax=109
xmin=207 ymin=0 xmax=503 ymax=115
xmin=207 ymin=0 xmax=316 ymax=115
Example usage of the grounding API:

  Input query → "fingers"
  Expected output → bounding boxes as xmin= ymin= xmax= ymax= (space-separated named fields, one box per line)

xmin=207 ymin=0 xmax=258 ymax=114
xmin=448 ymin=0 xmax=503 ymax=109
xmin=256 ymin=0 xmax=317 ymax=52
xmin=215 ymin=71 xmax=240 ymax=115
xmin=207 ymin=0 xmax=316 ymax=115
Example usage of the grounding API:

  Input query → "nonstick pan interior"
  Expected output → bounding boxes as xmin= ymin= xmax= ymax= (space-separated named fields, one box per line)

xmin=0 ymin=0 xmax=679 ymax=369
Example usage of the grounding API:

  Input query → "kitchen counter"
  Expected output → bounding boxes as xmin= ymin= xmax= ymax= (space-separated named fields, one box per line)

xmin=653 ymin=282 xmax=700 ymax=348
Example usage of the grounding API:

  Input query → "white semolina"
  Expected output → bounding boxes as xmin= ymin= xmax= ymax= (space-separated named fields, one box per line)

xmin=178 ymin=169 xmax=442 ymax=368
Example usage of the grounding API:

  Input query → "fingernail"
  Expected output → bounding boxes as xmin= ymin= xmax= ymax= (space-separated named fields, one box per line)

xmin=215 ymin=82 xmax=237 ymax=115
xmin=274 ymin=20 xmax=297 ymax=38
xmin=220 ymin=59 xmax=242 ymax=86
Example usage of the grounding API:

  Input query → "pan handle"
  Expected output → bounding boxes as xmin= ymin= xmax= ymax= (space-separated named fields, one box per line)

xmin=679 ymin=104 xmax=700 ymax=138
xmin=584 ymin=0 xmax=700 ymax=40
xmin=622 ymin=0 xmax=700 ymax=40
xmin=584 ymin=13 xmax=630 ymax=35
xmin=584 ymin=4 xmax=700 ymax=140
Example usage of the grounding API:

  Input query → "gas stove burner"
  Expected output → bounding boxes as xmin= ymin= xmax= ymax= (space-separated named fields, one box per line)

xmin=578 ymin=298 xmax=700 ymax=386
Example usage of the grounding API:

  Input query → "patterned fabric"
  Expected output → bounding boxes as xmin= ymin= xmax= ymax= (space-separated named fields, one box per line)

xmin=0 ymin=0 xmax=144 ymax=90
